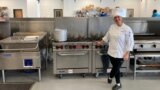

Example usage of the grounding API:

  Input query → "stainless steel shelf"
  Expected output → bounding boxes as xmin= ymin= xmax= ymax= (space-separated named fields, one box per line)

xmin=134 ymin=53 xmax=160 ymax=80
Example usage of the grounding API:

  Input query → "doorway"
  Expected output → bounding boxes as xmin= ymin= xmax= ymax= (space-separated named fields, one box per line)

xmin=13 ymin=9 xmax=23 ymax=18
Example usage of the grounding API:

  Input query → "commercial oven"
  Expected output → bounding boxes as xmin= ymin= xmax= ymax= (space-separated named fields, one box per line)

xmin=53 ymin=42 xmax=92 ymax=78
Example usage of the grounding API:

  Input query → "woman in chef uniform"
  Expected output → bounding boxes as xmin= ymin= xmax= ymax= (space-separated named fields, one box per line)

xmin=97 ymin=7 xmax=134 ymax=90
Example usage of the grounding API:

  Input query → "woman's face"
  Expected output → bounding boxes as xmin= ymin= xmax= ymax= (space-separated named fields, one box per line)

xmin=114 ymin=16 xmax=123 ymax=26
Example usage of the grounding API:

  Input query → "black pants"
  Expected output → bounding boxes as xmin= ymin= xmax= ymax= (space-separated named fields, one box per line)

xmin=101 ymin=54 xmax=109 ymax=75
xmin=109 ymin=55 xmax=123 ymax=84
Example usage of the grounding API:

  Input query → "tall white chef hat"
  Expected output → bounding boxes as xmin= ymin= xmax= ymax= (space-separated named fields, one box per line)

xmin=112 ymin=7 xmax=126 ymax=17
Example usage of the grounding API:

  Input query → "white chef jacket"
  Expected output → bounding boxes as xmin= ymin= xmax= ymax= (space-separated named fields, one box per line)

xmin=102 ymin=23 xmax=134 ymax=58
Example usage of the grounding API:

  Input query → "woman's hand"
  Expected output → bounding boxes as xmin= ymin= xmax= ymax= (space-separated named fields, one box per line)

xmin=95 ymin=40 xmax=104 ymax=45
xmin=123 ymin=51 xmax=129 ymax=61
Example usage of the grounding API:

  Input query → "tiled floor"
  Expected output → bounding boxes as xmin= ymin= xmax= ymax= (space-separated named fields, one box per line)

xmin=1 ymin=64 xmax=160 ymax=90
xmin=30 ymin=73 xmax=160 ymax=90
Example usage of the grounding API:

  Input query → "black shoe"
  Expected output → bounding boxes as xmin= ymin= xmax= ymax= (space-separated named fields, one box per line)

xmin=107 ymin=78 xmax=112 ymax=84
xmin=112 ymin=84 xmax=122 ymax=90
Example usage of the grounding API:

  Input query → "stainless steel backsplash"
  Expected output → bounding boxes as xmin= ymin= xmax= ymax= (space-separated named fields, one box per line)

xmin=8 ymin=17 xmax=160 ymax=39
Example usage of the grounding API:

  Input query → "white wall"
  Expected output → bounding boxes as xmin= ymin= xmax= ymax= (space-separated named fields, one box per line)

xmin=102 ymin=0 xmax=140 ymax=17
xmin=0 ymin=0 xmax=63 ymax=17
xmin=40 ymin=0 xmax=63 ymax=17
xmin=27 ymin=0 xmax=40 ymax=17
xmin=75 ymin=0 xmax=100 ymax=10
xmin=74 ymin=0 xmax=140 ymax=17
xmin=146 ymin=0 xmax=160 ymax=17
xmin=63 ymin=0 xmax=75 ymax=17
xmin=0 ymin=0 xmax=27 ymax=17
xmin=1 ymin=0 xmax=160 ymax=17
xmin=140 ymin=0 xmax=147 ymax=17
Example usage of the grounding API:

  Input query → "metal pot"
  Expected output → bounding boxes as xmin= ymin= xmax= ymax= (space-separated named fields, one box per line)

xmin=54 ymin=29 xmax=67 ymax=42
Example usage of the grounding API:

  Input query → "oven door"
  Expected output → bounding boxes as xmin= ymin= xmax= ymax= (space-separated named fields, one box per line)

xmin=53 ymin=50 xmax=91 ymax=74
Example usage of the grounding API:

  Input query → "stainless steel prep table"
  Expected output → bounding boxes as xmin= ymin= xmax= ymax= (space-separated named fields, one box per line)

xmin=13 ymin=32 xmax=48 ymax=69
xmin=0 ymin=35 xmax=46 ymax=83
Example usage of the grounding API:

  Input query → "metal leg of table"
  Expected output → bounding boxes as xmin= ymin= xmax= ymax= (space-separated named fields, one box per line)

xmin=45 ymin=48 xmax=48 ymax=69
xmin=2 ymin=70 xmax=5 ymax=83
xmin=38 ymin=68 xmax=41 ymax=81
xmin=126 ymin=60 xmax=130 ymax=76
xmin=133 ymin=56 xmax=137 ymax=80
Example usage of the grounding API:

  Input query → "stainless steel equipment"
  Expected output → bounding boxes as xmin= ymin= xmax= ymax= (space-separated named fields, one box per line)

xmin=88 ymin=17 xmax=113 ymax=37
xmin=92 ymin=42 xmax=130 ymax=77
xmin=10 ymin=18 xmax=55 ymax=34
xmin=0 ymin=19 xmax=10 ymax=38
xmin=54 ymin=17 xmax=88 ymax=38
xmin=0 ymin=32 xmax=47 ymax=82
xmin=53 ymin=42 xmax=92 ymax=78
xmin=133 ymin=35 xmax=160 ymax=79
xmin=13 ymin=31 xmax=47 ymax=36
xmin=13 ymin=32 xmax=48 ymax=69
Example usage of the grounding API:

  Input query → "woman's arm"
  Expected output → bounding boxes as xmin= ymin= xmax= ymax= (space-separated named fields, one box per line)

xmin=124 ymin=28 xmax=134 ymax=61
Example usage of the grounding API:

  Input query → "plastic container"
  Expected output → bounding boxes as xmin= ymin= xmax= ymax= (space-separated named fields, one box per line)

xmin=53 ymin=29 xmax=67 ymax=42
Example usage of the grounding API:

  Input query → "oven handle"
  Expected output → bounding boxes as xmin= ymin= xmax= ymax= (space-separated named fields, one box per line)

xmin=58 ymin=51 xmax=88 ymax=56
xmin=96 ymin=51 xmax=107 ymax=55
xmin=0 ymin=44 xmax=39 ymax=51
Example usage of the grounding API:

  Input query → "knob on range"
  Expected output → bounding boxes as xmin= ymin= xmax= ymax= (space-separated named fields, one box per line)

xmin=139 ymin=44 xmax=143 ymax=48
xmin=85 ymin=45 xmax=89 ymax=48
xmin=152 ymin=44 xmax=156 ymax=48
xmin=72 ymin=45 xmax=76 ymax=49
xmin=82 ymin=45 xmax=89 ymax=49
xmin=56 ymin=45 xmax=63 ymax=49
xmin=69 ymin=45 xmax=73 ymax=49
